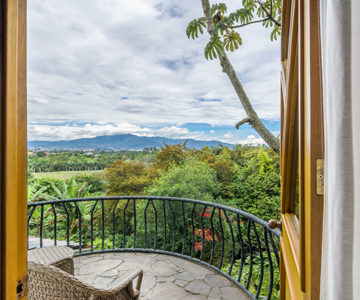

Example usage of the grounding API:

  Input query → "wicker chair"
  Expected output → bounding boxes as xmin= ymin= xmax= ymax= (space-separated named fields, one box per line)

xmin=28 ymin=261 xmax=143 ymax=300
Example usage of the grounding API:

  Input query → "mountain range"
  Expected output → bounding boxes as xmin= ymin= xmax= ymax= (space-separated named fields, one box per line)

xmin=28 ymin=134 xmax=234 ymax=151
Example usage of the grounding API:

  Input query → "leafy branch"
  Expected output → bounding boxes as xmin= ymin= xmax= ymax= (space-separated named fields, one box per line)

xmin=186 ymin=17 xmax=207 ymax=39
xmin=186 ymin=0 xmax=282 ymax=61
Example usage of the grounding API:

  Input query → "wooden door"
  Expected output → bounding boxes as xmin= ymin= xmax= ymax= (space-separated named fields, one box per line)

xmin=0 ymin=0 xmax=28 ymax=299
xmin=279 ymin=0 xmax=324 ymax=299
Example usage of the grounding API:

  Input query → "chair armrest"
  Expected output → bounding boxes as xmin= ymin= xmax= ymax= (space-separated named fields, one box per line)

xmin=52 ymin=257 xmax=74 ymax=275
xmin=107 ymin=268 xmax=143 ymax=295
xmin=78 ymin=268 xmax=144 ymax=299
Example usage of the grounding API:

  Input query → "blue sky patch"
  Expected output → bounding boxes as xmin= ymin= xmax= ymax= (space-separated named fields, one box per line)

xmin=160 ymin=58 xmax=192 ymax=71
xmin=155 ymin=3 xmax=185 ymax=19
xmin=196 ymin=98 xmax=222 ymax=102
xmin=181 ymin=119 xmax=279 ymax=139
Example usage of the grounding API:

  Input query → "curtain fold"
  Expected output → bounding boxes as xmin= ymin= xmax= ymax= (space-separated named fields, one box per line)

xmin=320 ymin=0 xmax=360 ymax=299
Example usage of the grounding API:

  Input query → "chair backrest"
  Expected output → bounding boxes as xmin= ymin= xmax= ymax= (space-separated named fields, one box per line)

xmin=28 ymin=261 xmax=136 ymax=300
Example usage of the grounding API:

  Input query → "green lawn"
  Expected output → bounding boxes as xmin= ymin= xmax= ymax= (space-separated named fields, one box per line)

xmin=33 ymin=170 xmax=104 ymax=179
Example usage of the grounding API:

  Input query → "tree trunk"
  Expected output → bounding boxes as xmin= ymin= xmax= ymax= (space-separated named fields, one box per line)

xmin=201 ymin=0 xmax=280 ymax=154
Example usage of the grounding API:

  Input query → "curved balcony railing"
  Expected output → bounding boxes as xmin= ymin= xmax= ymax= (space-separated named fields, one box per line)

xmin=27 ymin=196 xmax=280 ymax=299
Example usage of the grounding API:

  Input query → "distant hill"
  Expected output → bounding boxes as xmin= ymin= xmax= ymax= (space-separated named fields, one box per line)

xmin=28 ymin=134 xmax=234 ymax=151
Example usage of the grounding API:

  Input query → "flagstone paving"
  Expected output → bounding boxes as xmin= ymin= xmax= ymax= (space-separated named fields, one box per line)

xmin=74 ymin=252 xmax=251 ymax=300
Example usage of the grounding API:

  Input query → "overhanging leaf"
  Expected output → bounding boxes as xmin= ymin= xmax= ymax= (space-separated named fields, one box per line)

xmin=186 ymin=17 xmax=207 ymax=40
xmin=204 ymin=36 xmax=224 ymax=60
xmin=223 ymin=31 xmax=243 ymax=52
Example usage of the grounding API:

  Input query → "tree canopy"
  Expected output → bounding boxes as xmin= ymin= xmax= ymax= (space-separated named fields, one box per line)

xmin=147 ymin=157 xmax=220 ymax=201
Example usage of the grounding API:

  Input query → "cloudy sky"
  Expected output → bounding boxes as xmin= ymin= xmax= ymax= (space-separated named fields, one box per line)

xmin=27 ymin=0 xmax=280 ymax=144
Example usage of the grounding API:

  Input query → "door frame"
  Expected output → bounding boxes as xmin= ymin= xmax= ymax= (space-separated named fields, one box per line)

xmin=0 ymin=0 xmax=28 ymax=299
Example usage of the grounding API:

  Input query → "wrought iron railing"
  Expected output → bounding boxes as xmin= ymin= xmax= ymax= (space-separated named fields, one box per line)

xmin=27 ymin=196 xmax=280 ymax=299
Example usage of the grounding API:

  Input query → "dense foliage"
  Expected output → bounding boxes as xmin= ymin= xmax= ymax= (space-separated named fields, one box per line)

xmin=147 ymin=158 xmax=220 ymax=201
xmin=28 ymin=145 xmax=280 ymax=220
xmin=105 ymin=160 xmax=156 ymax=196
xmin=28 ymin=149 xmax=157 ymax=173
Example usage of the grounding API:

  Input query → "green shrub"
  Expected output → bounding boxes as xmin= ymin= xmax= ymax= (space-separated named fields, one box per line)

xmin=146 ymin=157 xmax=220 ymax=201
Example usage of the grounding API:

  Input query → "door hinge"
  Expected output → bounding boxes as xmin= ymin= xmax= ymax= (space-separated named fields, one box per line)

xmin=17 ymin=275 xmax=27 ymax=299
xmin=316 ymin=159 xmax=324 ymax=195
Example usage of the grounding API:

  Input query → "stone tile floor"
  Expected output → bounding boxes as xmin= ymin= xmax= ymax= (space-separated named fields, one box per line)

xmin=74 ymin=252 xmax=250 ymax=300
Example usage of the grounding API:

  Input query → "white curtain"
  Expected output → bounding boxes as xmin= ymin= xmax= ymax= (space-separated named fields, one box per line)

xmin=320 ymin=0 xmax=360 ymax=299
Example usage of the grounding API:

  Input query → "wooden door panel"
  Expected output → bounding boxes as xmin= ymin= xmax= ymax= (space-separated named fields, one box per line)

xmin=280 ymin=0 xmax=303 ymax=298
xmin=281 ymin=237 xmax=302 ymax=300
xmin=280 ymin=0 xmax=324 ymax=299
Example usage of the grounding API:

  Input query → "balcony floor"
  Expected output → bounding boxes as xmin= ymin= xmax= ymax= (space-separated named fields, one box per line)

xmin=74 ymin=252 xmax=250 ymax=300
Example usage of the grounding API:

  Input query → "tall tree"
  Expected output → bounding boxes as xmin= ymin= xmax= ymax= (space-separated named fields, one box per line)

xmin=187 ymin=0 xmax=281 ymax=154
xmin=105 ymin=160 xmax=156 ymax=196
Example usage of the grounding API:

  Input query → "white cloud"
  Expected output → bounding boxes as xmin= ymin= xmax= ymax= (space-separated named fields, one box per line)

xmin=221 ymin=133 xmax=266 ymax=146
xmin=28 ymin=0 xmax=280 ymax=140
xmin=28 ymin=122 xmax=148 ymax=141
xmin=28 ymin=122 xmax=208 ymax=141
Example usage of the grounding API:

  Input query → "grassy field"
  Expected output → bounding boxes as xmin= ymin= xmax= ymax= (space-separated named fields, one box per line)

xmin=33 ymin=170 xmax=104 ymax=179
